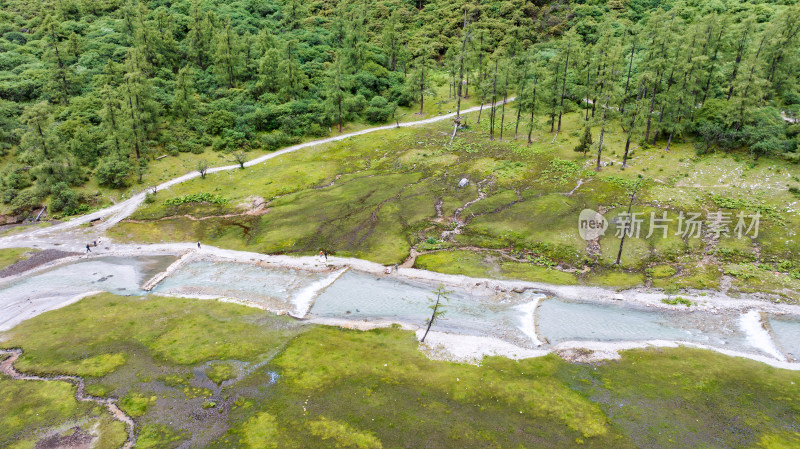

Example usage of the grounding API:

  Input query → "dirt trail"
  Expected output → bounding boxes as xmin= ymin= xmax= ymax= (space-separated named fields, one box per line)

xmin=0 ymin=97 xmax=516 ymax=247
xmin=0 ymin=349 xmax=136 ymax=449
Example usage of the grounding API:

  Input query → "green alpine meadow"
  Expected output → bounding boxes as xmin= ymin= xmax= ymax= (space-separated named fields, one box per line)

xmin=0 ymin=0 xmax=799 ymax=447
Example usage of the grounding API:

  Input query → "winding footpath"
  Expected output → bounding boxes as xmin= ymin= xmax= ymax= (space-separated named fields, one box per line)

xmin=0 ymin=349 xmax=136 ymax=448
xmin=0 ymin=98 xmax=510 ymax=446
xmin=0 ymin=98 xmax=515 ymax=244
xmin=1 ymin=96 xmax=799 ymax=447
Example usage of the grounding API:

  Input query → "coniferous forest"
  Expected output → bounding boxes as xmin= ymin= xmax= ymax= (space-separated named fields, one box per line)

xmin=4 ymin=2 xmax=800 ymax=448
xmin=0 ymin=0 xmax=798 ymax=217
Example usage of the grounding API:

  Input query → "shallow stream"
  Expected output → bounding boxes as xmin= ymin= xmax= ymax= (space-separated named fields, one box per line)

xmin=152 ymin=260 xmax=328 ymax=311
xmin=1 ymin=256 xmax=798 ymax=363
xmin=0 ymin=256 xmax=175 ymax=331
xmin=769 ymin=316 xmax=800 ymax=362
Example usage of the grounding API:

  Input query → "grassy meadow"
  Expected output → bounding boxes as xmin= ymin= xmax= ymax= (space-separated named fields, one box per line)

xmin=1 ymin=293 xmax=799 ymax=448
xmin=0 ymin=247 xmax=37 ymax=270
xmin=107 ymin=105 xmax=800 ymax=299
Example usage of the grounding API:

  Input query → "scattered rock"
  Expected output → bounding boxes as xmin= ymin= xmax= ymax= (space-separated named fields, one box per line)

xmin=556 ymin=348 xmax=617 ymax=364
xmin=34 ymin=426 xmax=94 ymax=449
xmin=239 ymin=196 xmax=268 ymax=215
xmin=0 ymin=249 xmax=80 ymax=278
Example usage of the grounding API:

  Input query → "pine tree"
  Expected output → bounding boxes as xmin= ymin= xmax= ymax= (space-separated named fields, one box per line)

xmin=100 ymin=84 xmax=124 ymax=156
xmin=621 ymin=81 xmax=645 ymax=167
xmin=345 ymin=7 xmax=368 ymax=71
xmin=522 ymin=53 xmax=543 ymax=145
xmin=121 ymin=48 xmax=160 ymax=166
xmin=574 ymin=125 xmax=593 ymax=157
xmin=499 ymin=57 xmax=511 ymax=140
xmin=407 ymin=51 xmax=432 ymax=115
xmin=42 ymin=18 xmax=72 ymax=104
xmin=450 ymin=1 xmax=470 ymax=144
xmin=173 ymin=67 xmax=196 ymax=119
xmin=278 ymin=40 xmax=309 ymax=101
xmin=255 ymin=31 xmax=280 ymax=95
xmin=283 ymin=0 xmax=304 ymax=30
xmin=186 ymin=1 xmax=214 ymax=69
xmin=514 ymin=53 xmax=529 ymax=140
xmin=547 ymin=57 xmax=559 ymax=134
xmin=382 ymin=13 xmax=401 ymax=71
xmin=556 ymin=32 xmax=574 ymax=132
xmin=726 ymin=18 xmax=754 ymax=101
xmin=327 ymin=51 xmax=351 ymax=133
xmin=620 ymin=29 xmax=638 ymax=115
xmin=594 ymin=37 xmax=622 ymax=171
xmin=19 ymin=102 xmax=57 ymax=163
xmin=213 ymin=18 xmax=243 ymax=89
xmin=763 ymin=6 xmax=800 ymax=95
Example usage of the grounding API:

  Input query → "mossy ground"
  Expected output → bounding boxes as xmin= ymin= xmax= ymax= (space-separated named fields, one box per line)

xmin=0 ymin=247 xmax=37 ymax=269
xmin=0 ymin=293 xmax=305 ymax=448
xmin=1 ymin=294 xmax=799 ymax=448
xmin=414 ymin=249 xmax=578 ymax=284
xmin=0 ymin=357 xmax=128 ymax=448
xmin=107 ymin=107 xmax=800 ymax=298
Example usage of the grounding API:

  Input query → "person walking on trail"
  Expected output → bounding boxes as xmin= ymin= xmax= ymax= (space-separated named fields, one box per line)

xmin=197 ymin=241 xmax=201 ymax=249
xmin=86 ymin=244 xmax=91 ymax=253
xmin=323 ymin=249 xmax=328 ymax=260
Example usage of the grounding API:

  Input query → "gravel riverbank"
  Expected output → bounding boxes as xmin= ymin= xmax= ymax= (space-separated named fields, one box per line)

xmin=0 ymin=249 xmax=80 ymax=278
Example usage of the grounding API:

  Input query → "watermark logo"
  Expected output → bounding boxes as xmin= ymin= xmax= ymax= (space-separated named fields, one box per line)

xmin=577 ymin=210 xmax=761 ymax=240
xmin=578 ymin=209 xmax=608 ymax=241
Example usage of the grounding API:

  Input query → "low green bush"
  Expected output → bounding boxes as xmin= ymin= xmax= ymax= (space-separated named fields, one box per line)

xmin=164 ymin=193 xmax=228 ymax=206
xmin=661 ymin=296 xmax=692 ymax=307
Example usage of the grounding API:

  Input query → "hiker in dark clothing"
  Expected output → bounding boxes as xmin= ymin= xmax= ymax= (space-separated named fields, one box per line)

xmin=86 ymin=244 xmax=91 ymax=253
xmin=93 ymin=240 xmax=97 ymax=247
xmin=323 ymin=250 xmax=328 ymax=260
xmin=197 ymin=241 xmax=201 ymax=249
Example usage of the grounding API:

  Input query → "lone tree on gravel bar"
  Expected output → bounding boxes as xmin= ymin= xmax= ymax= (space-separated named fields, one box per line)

xmin=421 ymin=284 xmax=452 ymax=343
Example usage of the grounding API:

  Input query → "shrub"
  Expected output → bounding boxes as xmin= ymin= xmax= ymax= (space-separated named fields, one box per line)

xmin=365 ymin=96 xmax=396 ymax=123
xmin=9 ymin=189 xmax=42 ymax=215
xmin=164 ymin=193 xmax=228 ymax=206
xmin=306 ymin=123 xmax=328 ymax=137
xmin=95 ymin=154 xmax=132 ymax=188
xmin=262 ymin=131 xmax=299 ymax=151
xmin=49 ymin=183 xmax=81 ymax=215
xmin=661 ymin=297 xmax=692 ymax=307
xmin=573 ymin=126 xmax=593 ymax=156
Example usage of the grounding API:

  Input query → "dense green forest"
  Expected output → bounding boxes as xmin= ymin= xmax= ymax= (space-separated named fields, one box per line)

xmin=0 ymin=0 xmax=798 ymax=218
